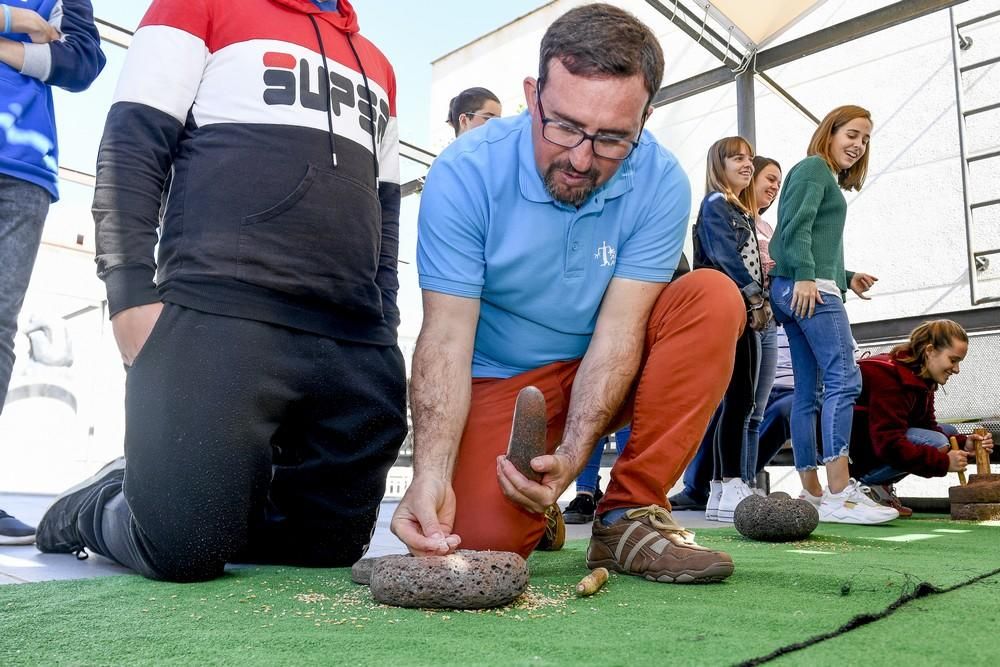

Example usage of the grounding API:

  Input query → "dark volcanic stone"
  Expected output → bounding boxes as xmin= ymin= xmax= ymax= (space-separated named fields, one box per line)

xmin=370 ymin=550 xmax=529 ymax=609
xmin=351 ymin=554 xmax=409 ymax=585
xmin=768 ymin=491 xmax=791 ymax=500
xmin=949 ymin=477 xmax=1000 ymax=504
xmin=733 ymin=494 xmax=818 ymax=542
xmin=950 ymin=502 xmax=1000 ymax=521
xmin=506 ymin=386 xmax=547 ymax=482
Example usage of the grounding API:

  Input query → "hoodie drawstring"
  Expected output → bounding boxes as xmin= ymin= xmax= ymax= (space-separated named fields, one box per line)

xmin=307 ymin=14 xmax=380 ymax=184
xmin=307 ymin=14 xmax=339 ymax=169
xmin=345 ymin=33 xmax=380 ymax=182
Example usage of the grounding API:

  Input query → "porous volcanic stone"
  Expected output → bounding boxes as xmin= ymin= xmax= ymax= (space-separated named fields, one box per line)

xmin=950 ymin=502 xmax=1000 ymax=521
xmin=370 ymin=549 xmax=529 ymax=609
xmin=768 ymin=491 xmax=791 ymax=500
xmin=506 ymin=386 xmax=547 ymax=481
xmin=949 ymin=478 xmax=1000 ymax=504
xmin=351 ymin=554 xmax=409 ymax=585
xmin=733 ymin=494 xmax=818 ymax=542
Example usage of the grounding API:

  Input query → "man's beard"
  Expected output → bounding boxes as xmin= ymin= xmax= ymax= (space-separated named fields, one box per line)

xmin=543 ymin=160 xmax=599 ymax=207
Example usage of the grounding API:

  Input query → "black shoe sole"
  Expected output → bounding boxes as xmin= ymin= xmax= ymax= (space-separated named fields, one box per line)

xmin=36 ymin=458 xmax=126 ymax=553
xmin=563 ymin=511 xmax=595 ymax=524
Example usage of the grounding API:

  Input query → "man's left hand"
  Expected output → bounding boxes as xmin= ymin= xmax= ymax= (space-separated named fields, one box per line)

xmin=496 ymin=449 xmax=576 ymax=514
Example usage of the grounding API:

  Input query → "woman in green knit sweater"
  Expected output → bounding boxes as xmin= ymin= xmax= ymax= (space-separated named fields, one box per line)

xmin=769 ymin=105 xmax=897 ymax=525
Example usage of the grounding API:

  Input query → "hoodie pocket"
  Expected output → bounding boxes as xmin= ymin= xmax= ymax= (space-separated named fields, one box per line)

xmin=237 ymin=165 xmax=383 ymax=318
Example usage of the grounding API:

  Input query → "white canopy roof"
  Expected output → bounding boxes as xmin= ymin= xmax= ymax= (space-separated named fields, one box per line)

xmin=700 ymin=0 xmax=828 ymax=50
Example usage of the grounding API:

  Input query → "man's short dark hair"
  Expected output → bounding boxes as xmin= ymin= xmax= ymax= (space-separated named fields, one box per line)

xmin=538 ymin=3 xmax=665 ymax=102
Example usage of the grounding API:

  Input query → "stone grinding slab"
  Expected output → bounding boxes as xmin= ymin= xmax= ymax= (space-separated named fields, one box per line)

xmin=351 ymin=554 xmax=409 ymax=585
xmin=369 ymin=549 xmax=529 ymax=609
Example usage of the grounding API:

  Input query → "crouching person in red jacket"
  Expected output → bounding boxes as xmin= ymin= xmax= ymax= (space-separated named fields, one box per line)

xmin=849 ymin=320 xmax=994 ymax=516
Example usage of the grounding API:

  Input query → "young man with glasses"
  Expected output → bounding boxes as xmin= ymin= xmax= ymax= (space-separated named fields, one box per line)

xmin=393 ymin=3 xmax=745 ymax=584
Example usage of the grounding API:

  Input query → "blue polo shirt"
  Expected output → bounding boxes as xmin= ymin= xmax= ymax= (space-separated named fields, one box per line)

xmin=417 ymin=111 xmax=690 ymax=378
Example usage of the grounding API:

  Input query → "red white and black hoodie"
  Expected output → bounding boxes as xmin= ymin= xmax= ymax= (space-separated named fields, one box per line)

xmin=93 ymin=0 xmax=401 ymax=344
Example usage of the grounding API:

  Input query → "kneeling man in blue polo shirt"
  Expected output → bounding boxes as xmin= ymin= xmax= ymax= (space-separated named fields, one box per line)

xmin=392 ymin=3 xmax=746 ymax=583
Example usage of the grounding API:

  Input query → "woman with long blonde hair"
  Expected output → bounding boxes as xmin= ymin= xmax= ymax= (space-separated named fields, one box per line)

xmin=693 ymin=136 xmax=767 ymax=522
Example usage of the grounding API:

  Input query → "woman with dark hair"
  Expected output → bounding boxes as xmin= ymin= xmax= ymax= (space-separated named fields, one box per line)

xmin=693 ymin=136 xmax=768 ymax=522
xmin=446 ymin=87 xmax=501 ymax=137
xmin=849 ymin=320 xmax=993 ymax=516
xmin=769 ymin=104 xmax=894 ymax=525
xmin=747 ymin=155 xmax=782 ymax=483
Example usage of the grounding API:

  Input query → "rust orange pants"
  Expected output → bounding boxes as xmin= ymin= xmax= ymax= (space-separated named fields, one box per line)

xmin=450 ymin=269 xmax=745 ymax=557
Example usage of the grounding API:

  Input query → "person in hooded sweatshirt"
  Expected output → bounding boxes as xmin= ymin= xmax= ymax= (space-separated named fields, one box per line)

xmin=0 ymin=0 xmax=105 ymax=545
xmin=35 ymin=0 xmax=408 ymax=583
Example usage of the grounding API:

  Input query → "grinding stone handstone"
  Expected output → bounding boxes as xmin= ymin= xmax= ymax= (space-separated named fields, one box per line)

xmin=370 ymin=549 xmax=529 ymax=609
xmin=948 ymin=478 xmax=1000 ymax=504
xmin=733 ymin=494 xmax=819 ymax=542
xmin=351 ymin=554 xmax=409 ymax=585
xmin=506 ymin=386 xmax=547 ymax=482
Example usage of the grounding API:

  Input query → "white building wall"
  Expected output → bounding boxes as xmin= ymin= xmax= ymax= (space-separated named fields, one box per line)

xmin=428 ymin=0 xmax=1000 ymax=322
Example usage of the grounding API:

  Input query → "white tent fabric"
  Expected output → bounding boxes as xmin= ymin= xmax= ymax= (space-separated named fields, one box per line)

xmin=700 ymin=0 xmax=828 ymax=50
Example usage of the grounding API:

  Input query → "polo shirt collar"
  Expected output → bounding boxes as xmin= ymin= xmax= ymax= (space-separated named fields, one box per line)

xmin=516 ymin=112 xmax=636 ymax=210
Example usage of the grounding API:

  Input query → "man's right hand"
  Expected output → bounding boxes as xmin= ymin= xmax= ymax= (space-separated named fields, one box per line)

xmin=12 ymin=8 xmax=60 ymax=43
xmin=390 ymin=475 xmax=461 ymax=557
xmin=111 ymin=302 xmax=164 ymax=366
xmin=947 ymin=449 xmax=969 ymax=473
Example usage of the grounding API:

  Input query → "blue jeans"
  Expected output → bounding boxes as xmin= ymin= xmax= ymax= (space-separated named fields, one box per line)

xmin=575 ymin=426 xmax=630 ymax=494
xmin=770 ymin=276 xmax=861 ymax=471
xmin=747 ymin=320 xmax=778 ymax=473
xmin=680 ymin=408 xmax=718 ymax=501
xmin=0 ymin=175 xmax=50 ymax=413
xmin=859 ymin=425 xmax=958 ymax=485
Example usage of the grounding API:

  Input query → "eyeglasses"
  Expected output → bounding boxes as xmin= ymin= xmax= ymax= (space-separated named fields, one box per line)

xmin=535 ymin=89 xmax=643 ymax=161
xmin=464 ymin=112 xmax=499 ymax=121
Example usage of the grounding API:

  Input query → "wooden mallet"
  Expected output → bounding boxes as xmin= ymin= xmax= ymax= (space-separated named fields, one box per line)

xmin=950 ymin=436 xmax=967 ymax=486
xmin=973 ymin=427 xmax=991 ymax=476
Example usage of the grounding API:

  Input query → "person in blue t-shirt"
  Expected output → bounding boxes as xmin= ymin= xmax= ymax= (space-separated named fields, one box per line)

xmin=391 ymin=3 xmax=746 ymax=585
xmin=0 ymin=0 xmax=105 ymax=545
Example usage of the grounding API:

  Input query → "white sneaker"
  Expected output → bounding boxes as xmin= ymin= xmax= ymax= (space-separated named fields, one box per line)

xmin=819 ymin=479 xmax=899 ymax=525
xmin=705 ymin=480 xmax=723 ymax=521
xmin=717 ymin=479 xmax=753 ymax=523
xmin=798 ymin=489 xmax=822 ymax=508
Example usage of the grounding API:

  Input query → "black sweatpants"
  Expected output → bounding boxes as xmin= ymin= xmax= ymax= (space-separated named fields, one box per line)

xmin=77 ymin=304 xmax=407 ymax=582
xmin=712 ymin=324 xmax=760 ymax=481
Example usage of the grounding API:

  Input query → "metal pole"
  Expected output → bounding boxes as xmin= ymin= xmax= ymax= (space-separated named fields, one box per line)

xmin=948 ymin=8 xmax=979 ymax=305
xmin=736 ymin=69 xmax=756 ymax=147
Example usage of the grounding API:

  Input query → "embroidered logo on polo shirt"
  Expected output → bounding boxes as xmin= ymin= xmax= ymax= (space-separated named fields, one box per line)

xmin=594 ymin=241 xmax=617 ymax=267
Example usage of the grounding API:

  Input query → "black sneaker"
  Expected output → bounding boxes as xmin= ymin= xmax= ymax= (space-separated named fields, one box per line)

xmin=563 ymin=489 xmax=603 ymax=524
xmin=36 ymin=457 xmax=126 ymax=556
xmin=668 ymin=489 xmax=708 ymax=512
xmin=0 ymin=510 xmax=36 ymax=546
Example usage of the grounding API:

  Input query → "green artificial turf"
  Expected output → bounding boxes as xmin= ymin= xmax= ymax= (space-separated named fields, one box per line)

xmin=774 ymin=571 xmax=1000 ymax=666
xmin=1 ymin=516 xmax=997 ymax=666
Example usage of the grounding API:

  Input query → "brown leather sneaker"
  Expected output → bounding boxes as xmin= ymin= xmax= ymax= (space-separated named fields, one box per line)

xmin=867 ymin=484 xmax=914 ymax=518
xmin=587 ymin=505 xmax=733 ymax=583
xmin=535 ymin=503 xmax=566 ymax=551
